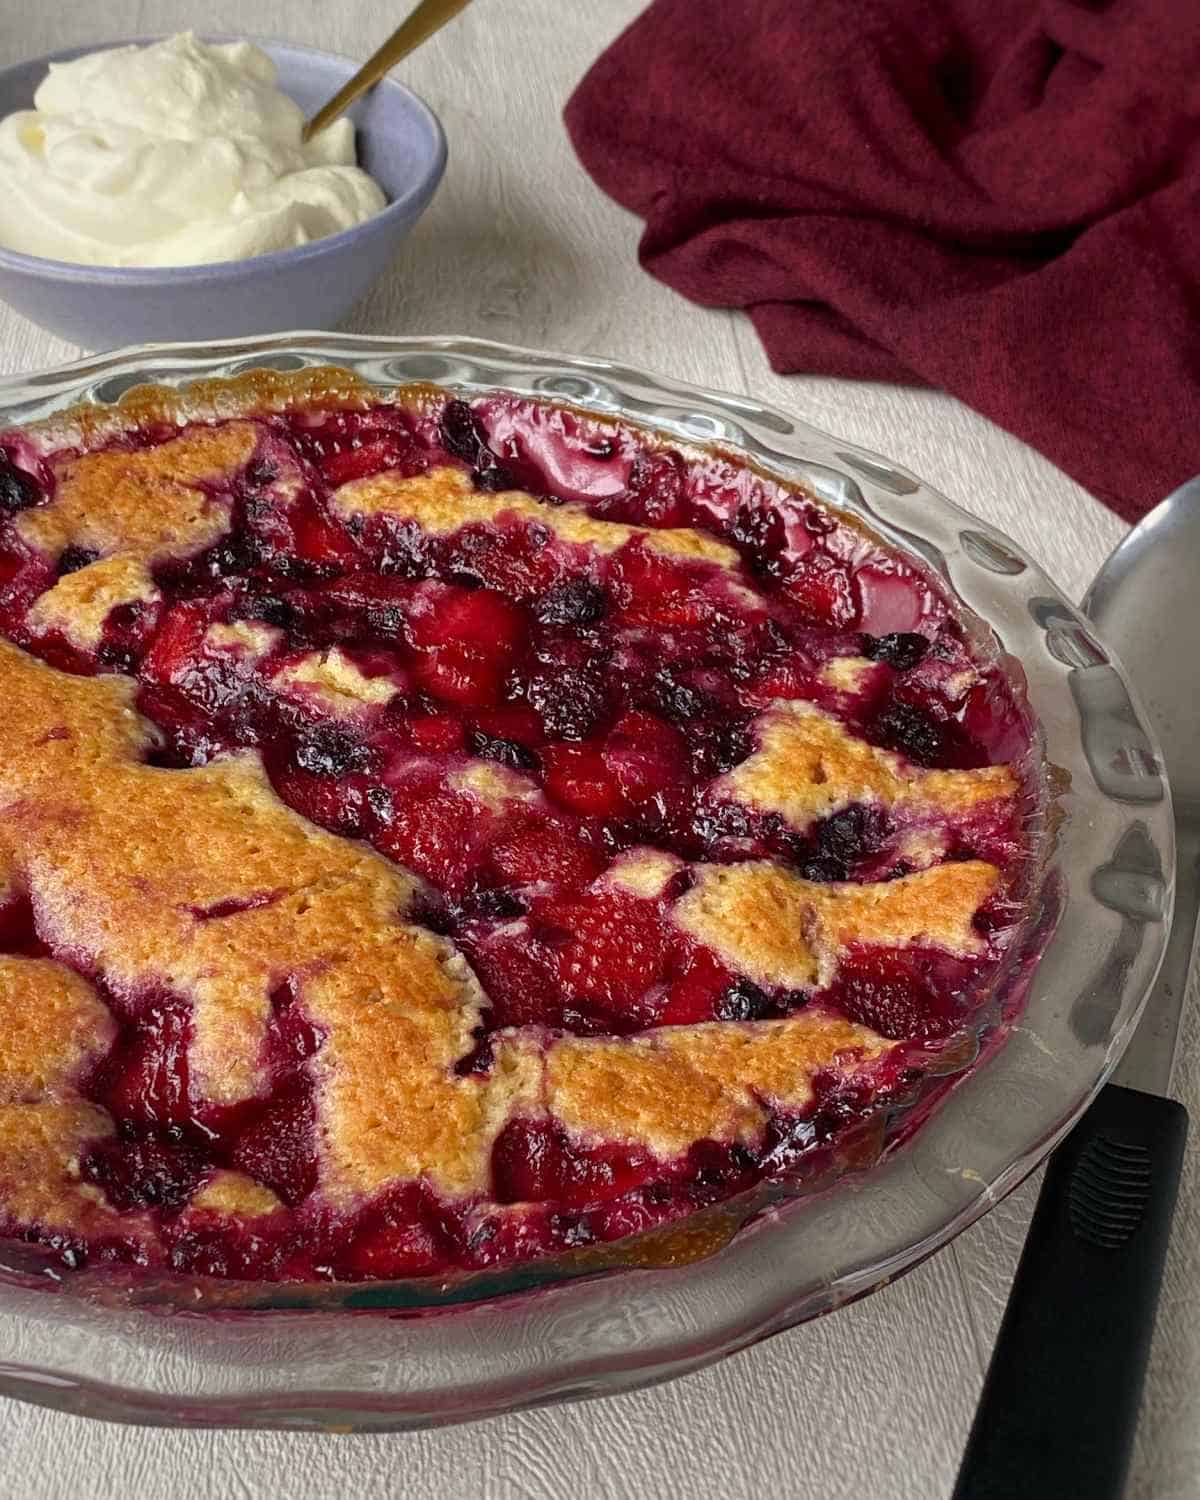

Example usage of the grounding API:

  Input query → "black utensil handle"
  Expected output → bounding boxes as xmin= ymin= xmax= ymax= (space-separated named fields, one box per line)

xmin=952 ymin=1083 xmax=1187 ymax=1500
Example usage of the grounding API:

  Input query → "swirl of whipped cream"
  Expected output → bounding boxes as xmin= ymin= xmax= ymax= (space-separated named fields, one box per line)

xmin=0 ymin=33 xmax=388 ymax=267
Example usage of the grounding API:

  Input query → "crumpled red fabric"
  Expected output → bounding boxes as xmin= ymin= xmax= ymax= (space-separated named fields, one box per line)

xmin=565 ymin=0 xmax=1200 ymax=521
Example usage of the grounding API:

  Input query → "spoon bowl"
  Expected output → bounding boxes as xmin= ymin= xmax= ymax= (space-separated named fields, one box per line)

xmin=1085 ymin=476 xmax=1200 ymax=815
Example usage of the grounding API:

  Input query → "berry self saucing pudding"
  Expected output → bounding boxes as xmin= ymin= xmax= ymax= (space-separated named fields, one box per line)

xmin=0 ymin=367 xmax=1037 ymax=1285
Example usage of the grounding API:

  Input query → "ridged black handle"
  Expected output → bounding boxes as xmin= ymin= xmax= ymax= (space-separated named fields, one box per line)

xmin=953 ymin=1083 xmax=1187 ymax=1500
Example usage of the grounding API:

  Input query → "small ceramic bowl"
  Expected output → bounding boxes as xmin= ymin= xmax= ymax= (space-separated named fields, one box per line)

xmin=0 ymin=38 xmax=447 ymax=349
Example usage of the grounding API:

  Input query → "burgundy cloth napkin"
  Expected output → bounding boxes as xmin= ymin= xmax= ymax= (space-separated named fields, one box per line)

xmin=565 ymin=0 xmax=1200 ymax=522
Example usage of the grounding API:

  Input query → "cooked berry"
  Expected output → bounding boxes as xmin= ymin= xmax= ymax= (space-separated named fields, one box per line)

xmin=862 ymin=632 xmax=930 ymax=670
xmin=526 ymin=666 xmax=608 ymax=741
xmin=687 ymin=715 xmax=754 ymax=776
xmin=872 ymin=700 xmax=946 ymax=767
xmin=714 ymin=979 xmax=777 ymax=1021
xmin=795 ymin=804 xmax=889 ymax=881
xmin=440 ymin=399 xmax=486 ymax=463
xmin=0 ymin=457 xmax=38 ymax=513
xmin=453 ymin=1030 xmax=496 ymax=1076
xmin=244 ymin=459 xmax=278 ymax=488
xmin=649 ymin=667 xmax=705 ymax=722
xmin=439 ymin=399 xmax=515 ymax=491
xmin=826 ymin=948 xmax=961 ymax=1040
xmin=781 ymin=552 xmax=859 ymax=626
xmin=534 ymin=578 xmax=608 ymax=626
xmin=82 ymin=1134 xmax=209 ymax=1214
xmin=620 ymin=449 xmax=688 ymax=527
xmin=57 ymin=545 xmax=99 ymax=576
xmin=729 ymin=500 xmax=787 ymax=575
xmin=293 ymin=725 xmax=370 ymax=777
xmin=366 ymin=785 xmax=394 ymax=822
xmin=460 ymin=886 xmax=526 ymax=922
xmin=468 ymin=728 xmax=540 ymax=772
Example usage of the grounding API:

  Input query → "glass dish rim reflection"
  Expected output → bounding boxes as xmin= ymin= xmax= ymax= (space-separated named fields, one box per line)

xmin=0 ymin=332 xmax=1173 ymax=1430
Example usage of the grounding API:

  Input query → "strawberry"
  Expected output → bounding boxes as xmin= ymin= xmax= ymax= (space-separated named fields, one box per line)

xmin=610 ymin=540 xmax=713 ymax=628
xmin=489 ymin=821 xmax=602 ymax=890
xmin=780 ymin=552 xmax=860 ymax=627
xmin=825 ymin=945 xmax=960 ymax=1040
xmin=289 ymin=504 xmax=359 ymax=570
xmin=532 ymin=889 xmax=669 ymax=1011
xmin=404 ymin=713 xmax=466 ymax=754
xmin=340 ymin=1184 xmax=454 ymax=1278
xmin=93 ymin=1004 xmax=193 ymax=1128
xmin=446 ymin=519 xmax=564 ymax=599
xmin=373 ymin=775 xmax=481 ymax=892
xmin=660 ymin=944 xmax=735 ymax=1025
xmin=469 ymin=931 xmax=563 ymax=1029
xmin=541 ymin=742 xmax=629 ymax=818
xmin=230 ymin=1081 xmax=317 ymax=1207
xmin=319 ymin=436 xmax=416 ymax=489
xmin=601 ymin=710 xmax=687 ymax=804
xmin=142 ymin=602 xmax=212 ymax=685
xmin=407 ymin=584 xmax=526 ymax=709
xmin=490 ymin=1118 xmax=564 ymax=1203
xmin=269 ymin=766 xmax=370 ymax=836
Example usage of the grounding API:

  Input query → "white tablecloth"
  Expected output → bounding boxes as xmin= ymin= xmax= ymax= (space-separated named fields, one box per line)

xmin=1 ymin=5 xmax=1196 ymax=1498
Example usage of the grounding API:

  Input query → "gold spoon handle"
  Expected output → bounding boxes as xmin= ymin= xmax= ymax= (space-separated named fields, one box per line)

xmin=302 ymin=0 xmax=476 ymax=143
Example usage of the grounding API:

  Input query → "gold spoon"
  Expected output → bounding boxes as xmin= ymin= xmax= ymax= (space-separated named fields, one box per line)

xmin=301 ymin=0 xmax=476 ymax=144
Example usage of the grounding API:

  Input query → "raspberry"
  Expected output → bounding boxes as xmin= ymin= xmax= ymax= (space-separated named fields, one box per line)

xmin=525 ymin=665 xmax=608 ymax=741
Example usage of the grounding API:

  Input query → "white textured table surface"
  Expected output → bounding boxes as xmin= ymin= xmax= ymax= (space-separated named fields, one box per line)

xmin=0 ymin=4 xmax=1196 ymax=1499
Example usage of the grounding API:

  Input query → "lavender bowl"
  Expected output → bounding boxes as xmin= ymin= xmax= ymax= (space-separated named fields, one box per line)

xmin=0 ymin=38 xmax=446 ymax=350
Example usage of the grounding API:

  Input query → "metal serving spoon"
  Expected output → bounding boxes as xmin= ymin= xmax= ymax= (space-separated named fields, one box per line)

xmin=302 ymin=0 xmax=476 ymax=144
xmin=954 ymin=477 xmax=1200 ymax=1498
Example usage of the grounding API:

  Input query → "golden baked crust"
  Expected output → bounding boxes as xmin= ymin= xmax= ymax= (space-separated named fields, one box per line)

xmin=17 ymin=424 xmax=256 ymax=566
xmin=272 ymin=648 xmax=399 ymax=715
xmin=0 ymin=957 xmax=116 ymax=1099
xmin=333 ymin=466 xmax=740 ymax=567
xmin=27 ymin=556 xmax=161 ymax=650
xmin=673 ymin=860 xmax=996 ymax=991
xmin=717 ymin=700 xmax=1016 ymax=830
xmin=547 ymin=1014 xmax=888 ymax=1157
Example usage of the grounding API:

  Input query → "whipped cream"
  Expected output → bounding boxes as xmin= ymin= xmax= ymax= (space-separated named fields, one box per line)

xmin=0 ymin=33 xmax=388 ymax=267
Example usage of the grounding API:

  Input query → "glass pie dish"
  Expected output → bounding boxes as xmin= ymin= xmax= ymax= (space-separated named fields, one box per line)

xmin=0 ymin=333 xmax=1171 ymax=1430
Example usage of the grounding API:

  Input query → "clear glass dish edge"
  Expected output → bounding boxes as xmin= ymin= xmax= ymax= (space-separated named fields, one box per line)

xmin=0 ymin=332 xmax=1173 ymax=1431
